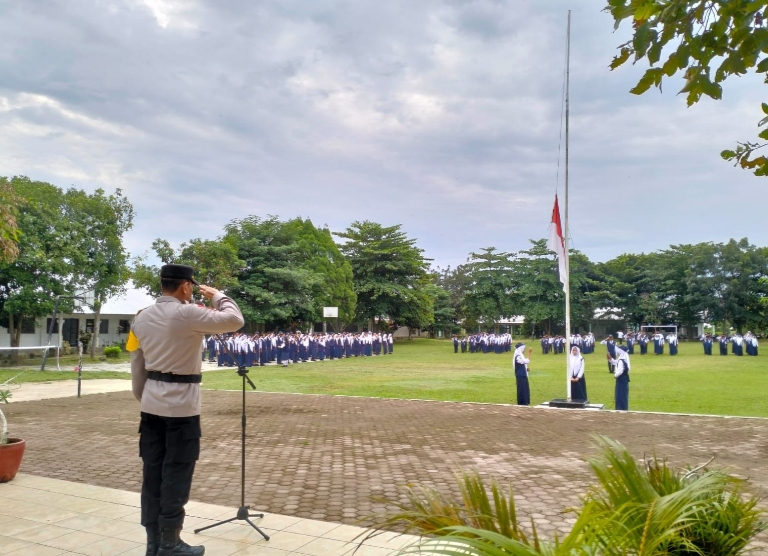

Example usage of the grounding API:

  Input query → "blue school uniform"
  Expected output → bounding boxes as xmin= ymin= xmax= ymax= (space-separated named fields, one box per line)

xmin=514 ymin=352 xmax=530 ymax=406
xmin=614 ymin=360 xmax=630 ymax=411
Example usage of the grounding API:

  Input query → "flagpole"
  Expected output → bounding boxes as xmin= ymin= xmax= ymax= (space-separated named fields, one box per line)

xmin=564 ymin=10 xmax=572 ymax=400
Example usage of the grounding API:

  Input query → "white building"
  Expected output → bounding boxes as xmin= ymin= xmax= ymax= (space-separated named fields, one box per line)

xmin=0 ymin=287 xmax=154 ymax=349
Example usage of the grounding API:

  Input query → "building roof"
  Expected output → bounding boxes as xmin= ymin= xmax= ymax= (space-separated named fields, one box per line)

xmin=98 ymin=283 xmax=155 ymax=316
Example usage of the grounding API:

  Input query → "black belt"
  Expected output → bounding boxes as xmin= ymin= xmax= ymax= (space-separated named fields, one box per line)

xmin=147 ymin=371 xmax=202 ymax=384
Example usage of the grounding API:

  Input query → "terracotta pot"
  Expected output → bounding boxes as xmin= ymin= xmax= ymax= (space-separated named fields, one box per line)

xmin=0 ymin=438 xmax=25 ymax=482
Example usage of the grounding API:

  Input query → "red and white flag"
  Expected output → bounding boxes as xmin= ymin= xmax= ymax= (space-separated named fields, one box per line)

xmin=547 ymin=195 xmax=567 ymax=292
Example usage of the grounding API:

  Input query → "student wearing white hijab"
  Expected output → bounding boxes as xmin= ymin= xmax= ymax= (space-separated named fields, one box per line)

xmin=666 ymin=333 xmax=678 ymax=356
xmin=513 ymin=342 xmax=533 ymax=405
xmin=569 ymin=346 xmax=587 ymax=401
xmin=607 ymin=345 xmax=630 ymax=411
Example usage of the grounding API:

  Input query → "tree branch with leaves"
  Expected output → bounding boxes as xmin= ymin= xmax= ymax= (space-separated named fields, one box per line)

xmin=605 ymin=0 xmax=768 ymax=175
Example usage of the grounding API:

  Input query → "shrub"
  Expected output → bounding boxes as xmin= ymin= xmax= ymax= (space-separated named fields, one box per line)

xmin=103 ymin=346 xmax=122 ymax=359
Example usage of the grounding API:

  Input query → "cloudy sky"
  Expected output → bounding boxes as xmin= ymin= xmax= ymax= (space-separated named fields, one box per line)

xmin=1 ymin=0 xmax=766 ymax=272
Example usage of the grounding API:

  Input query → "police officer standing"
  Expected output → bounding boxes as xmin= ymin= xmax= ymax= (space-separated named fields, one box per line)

xmin=128 ymin=264 xmax=244 ymax=556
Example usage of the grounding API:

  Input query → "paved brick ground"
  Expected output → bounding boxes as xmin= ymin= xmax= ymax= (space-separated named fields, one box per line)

xmin=6 ymin=390 xmax=768 ymax=540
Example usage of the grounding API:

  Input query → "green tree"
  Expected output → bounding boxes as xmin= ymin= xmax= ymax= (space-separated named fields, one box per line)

xmin=335 ymin=221 xmax=432 ymax=330
xmin=599 ymin=252 xmax=668 ymax=327
xmin=509 ymin=240 xmax=563 ymax=336
xmin=0 ymin=178 xmax=22 ymax=263
xmin=284 ymin=218 xmax=357 ymax=325
xmin=424 ymin=278 xmax=458 ymax=337
xmin=398 ymin=278 xmax=437 ymax=334
xmin=0 ymin=177 xmax=79 ymax=350
xmin=434 ymin=264 xmax=471 ymax=327
xmin=133 ymin=237 xmax=243 ymax=298
xmin=131 ymin=253 xmax=163 ymax=298
xmin=605 ymin=0 xmax=768 ymax=175
xmin=224 ymin=216 xmax=322 ymax=330
xmin=63 ymin=188 xmax=134 ymax=356
xmin=497 ymin=240 xmax=608 ymax=336
xmin=568 ymin=250 xmax=612 ymax=333
xmin=462 ymin=248 xmax=516 ymax=332
xmin=133 ymin=217 xmax=356 ymax=332
xmin=685 ymin=238 xmax=768 ymax=333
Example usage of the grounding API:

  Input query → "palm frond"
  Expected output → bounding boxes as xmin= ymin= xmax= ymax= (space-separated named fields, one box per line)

xmin=397 ymin=527 xmax=595 ymax=556
xmin=363 ymin=469 xmax=537 ymax=545
xmin=579 ymin=435 xmax=766 ymax=556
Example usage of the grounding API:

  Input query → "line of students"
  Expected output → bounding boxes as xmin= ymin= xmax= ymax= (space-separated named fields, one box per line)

xmin=700 ymin=333 xmax=759 ymax=356
xmin=541 ymin=334 xmax=597 ymax=354
xmin=452 ymin=333 xmax=513 ymax=354
xmin=598 ymin=332 xmax=677 ymax=356
xmin=204 ymin=332 xmax=394 ymax=367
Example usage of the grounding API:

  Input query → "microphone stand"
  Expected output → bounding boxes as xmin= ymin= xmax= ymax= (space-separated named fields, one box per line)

xmin=194 ymin=334 xmax=269 ymax=541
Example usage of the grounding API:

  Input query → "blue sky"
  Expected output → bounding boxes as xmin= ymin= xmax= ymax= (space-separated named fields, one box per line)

xmin=1 ymin=0 xmax=766 ymax=271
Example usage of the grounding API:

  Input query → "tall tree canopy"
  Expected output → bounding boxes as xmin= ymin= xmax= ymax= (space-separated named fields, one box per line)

xmin=599 ymin=239 xmax=768 ymax=333
xmin=0 ymin=177 xmax=22 ymax=263
xmin=224 ymin=216 xmax=356 ymax=330
xmin=283 ymin=218 xmax=357 ymax=324
xmin=133 ymin=237 xmax=243 ymax=298
xmin=605 ymin=0 xmax=768 ymax=175
xmin=461 ymin=247 xmax=516 ymax=330
xmin=63 ymin=187 xmax=134 ymax=355
xmin=684 ymin=239 xmax=768 ymax=332
xmin=0 ymin=178 xmax=74 ymax=347
xmin=335 ymin=221 xmax=433 ymax=330
xmin=130 ymin=216 xmax=768 ymax=336
xmin=133 ymin=217 xmax=357 ymax=331
xmin=0 ymin=177 xmax=133 ymax=349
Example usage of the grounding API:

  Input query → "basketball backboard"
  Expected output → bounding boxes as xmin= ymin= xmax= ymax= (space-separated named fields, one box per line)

xmin=323 ymin=307 xmax=338 ymax=318
xmin=73 ymin=289 xmax=95 ymax=310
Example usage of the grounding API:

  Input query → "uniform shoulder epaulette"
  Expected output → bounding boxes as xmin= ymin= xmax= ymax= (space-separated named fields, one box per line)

xmin=125 ymin=308 xmax=145 ymax=352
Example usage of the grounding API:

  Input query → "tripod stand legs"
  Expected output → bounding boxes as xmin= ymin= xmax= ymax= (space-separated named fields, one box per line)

xmin=193 ymin=505 xmax=269 ymax=540
xmin=192 ymin=351 xmax=269 ymax=541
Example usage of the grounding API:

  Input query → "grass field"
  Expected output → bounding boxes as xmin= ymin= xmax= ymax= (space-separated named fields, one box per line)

xmin=2 ymin=339 xmax=765 ymax=417
xmin=201 ymin=338 xmax=768 ymax=417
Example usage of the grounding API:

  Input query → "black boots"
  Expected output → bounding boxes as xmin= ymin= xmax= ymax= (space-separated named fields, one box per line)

xmin=157 ymin=528 xmax=205 ymax=556
xmin=145 ymin=526 xmax=160 ymax=556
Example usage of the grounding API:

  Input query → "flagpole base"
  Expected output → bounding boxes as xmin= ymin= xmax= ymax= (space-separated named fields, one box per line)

xmin=545 ymin=398 xmax=594 ymax=409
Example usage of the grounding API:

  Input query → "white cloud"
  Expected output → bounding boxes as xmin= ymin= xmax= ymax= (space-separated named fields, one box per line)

xmin=0 ymin=0 xmax=765 ymax=269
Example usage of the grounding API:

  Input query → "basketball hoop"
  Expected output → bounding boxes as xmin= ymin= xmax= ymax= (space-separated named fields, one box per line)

xmin=73 ymin=289 xmax=95 ymax=310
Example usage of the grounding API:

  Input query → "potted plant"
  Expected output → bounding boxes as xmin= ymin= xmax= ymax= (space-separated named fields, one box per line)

xmin=0 ymin=384 xmax=25 ymax=482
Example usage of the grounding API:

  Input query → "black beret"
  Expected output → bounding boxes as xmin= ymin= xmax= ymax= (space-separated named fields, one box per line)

xmin=160 ymin=264 xmax=198 ymax=285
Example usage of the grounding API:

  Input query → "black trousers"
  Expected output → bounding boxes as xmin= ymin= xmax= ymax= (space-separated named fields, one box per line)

xmin=139 ymin=412 xmax=201 ymax=530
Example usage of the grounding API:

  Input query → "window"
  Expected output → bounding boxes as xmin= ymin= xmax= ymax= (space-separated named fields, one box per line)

xmin=46 ymin=318 xmax=59 ymax=334
xmin=118 ymin=320 xmax=131 ymax=334
xmin=22 ymin=319 xmax=36 ymax=334
xmin=86 ymin=319 xmax=94 ymax=333
xmin=99 ymin=319 xmax=109 ymax=334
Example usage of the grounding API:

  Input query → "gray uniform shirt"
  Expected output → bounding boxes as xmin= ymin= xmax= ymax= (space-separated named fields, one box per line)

xmin=130 ymin=293 xmax=244 ymax=417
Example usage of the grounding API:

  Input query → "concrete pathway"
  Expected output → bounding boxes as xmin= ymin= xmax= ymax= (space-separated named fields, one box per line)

xmin=5 ymin=379 xmax=133 ymax=403
xmin=0 ymin=474 xmax=416 ymax=555
xmin=2 ymin=377 xmax=420 ymax=555
xmin=6 ymin=371 xmax=768 ymax=550
xmin=2 ymin=360 xmax=232 ymax=402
